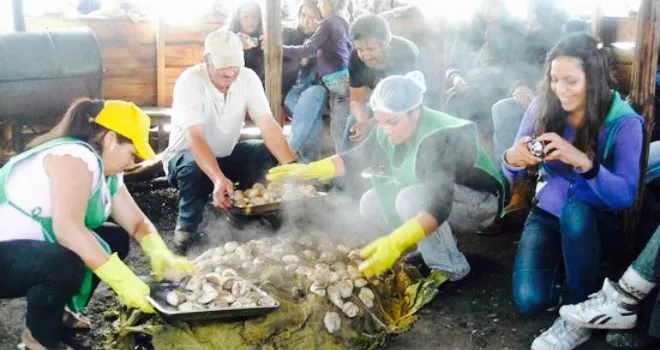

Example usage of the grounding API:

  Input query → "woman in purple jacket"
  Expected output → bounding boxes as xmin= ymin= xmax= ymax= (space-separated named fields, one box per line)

xmin=502 ymin=33 xmax=644 ymax=350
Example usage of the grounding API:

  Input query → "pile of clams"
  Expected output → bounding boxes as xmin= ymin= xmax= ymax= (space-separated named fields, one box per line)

xmin=232 ymin=182 xmax=318 ymax=208
xmin=165 ymin=268 xmax=277 ymax=311
xmin=190 ymin=235 xmax=377 ymax=334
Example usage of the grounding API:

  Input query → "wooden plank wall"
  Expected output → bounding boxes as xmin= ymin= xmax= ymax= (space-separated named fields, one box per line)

xmin=26 ymin=17 xmax=157 ymax=106
xmin=601 ymin=16 xmax=637 ymax=94
xmin=163 ymin=22 xmax=223 ymax=106
xmin=25 ymin=17 xmax=225 ymax=107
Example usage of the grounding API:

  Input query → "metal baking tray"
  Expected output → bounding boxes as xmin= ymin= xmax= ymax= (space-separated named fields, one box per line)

xmin=228 ymin=191 xmax=328 ymax=216
xmin=146 ymin=280 xmax=280 ymax=322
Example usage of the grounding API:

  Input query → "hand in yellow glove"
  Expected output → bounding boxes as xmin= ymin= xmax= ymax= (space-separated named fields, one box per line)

xmin=139 ymin=232 xmax=195 ymax=281
xmin=266 ymin=157 xmax=336 ymax=182
xmin=358 ymin=218 xmax=427 ymax=278
xmin=93 ymin=253 xmax=155 ymax=313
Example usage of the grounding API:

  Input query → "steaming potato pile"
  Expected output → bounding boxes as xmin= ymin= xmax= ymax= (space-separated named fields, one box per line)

xmin=232 ymin=182 xmax=318 ymax=208
xmin=140 ymin=233 xmax=450 ymax=350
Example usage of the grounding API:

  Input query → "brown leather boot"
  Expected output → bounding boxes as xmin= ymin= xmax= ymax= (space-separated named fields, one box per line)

xmin=476 ymin=178 xmax=534 ymax=236
xmin=501 ymin=178 xmax=534 ymax=217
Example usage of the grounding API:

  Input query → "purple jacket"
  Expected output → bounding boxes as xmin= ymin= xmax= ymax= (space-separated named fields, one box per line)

xmin=503 ymin=92 xmax=644 ymax=218
xmin=282 ymin=14 xmax=352 ymax=77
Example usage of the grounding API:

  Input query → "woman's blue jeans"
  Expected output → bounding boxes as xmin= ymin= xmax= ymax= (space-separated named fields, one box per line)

xmin=513 ymin=200 xmax=621 ymax=316
xmin=166 ymin=140 xmax=276 ymax=232
xmin=284 ymin=84 xmax=327 ymax=163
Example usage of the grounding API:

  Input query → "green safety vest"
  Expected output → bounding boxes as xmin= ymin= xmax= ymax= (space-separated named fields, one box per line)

xmin=0 ymin=137 xmax=120 ymax=312
xmin=372 ymin=107 xmax=506 ymax=228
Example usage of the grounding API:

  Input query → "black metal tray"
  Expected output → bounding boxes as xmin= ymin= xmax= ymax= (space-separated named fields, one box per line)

xmin=147 ymin=281 xmax=279 ymax=322
xmin=228 ymin=191 xmax=328 ymax=216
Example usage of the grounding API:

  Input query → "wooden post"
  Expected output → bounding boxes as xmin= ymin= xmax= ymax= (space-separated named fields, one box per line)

xmin=624 ymin=0 xmax=660 ymax=257
xmin=12 ymin=0 xmax=25 ymax=32
xmin=156 ymin=18 xmax=166 ymax=107
xmin=264 ymin=0 xmax=283 ymax=124
xmin=590 ymin=0 xmax=603 ymax=38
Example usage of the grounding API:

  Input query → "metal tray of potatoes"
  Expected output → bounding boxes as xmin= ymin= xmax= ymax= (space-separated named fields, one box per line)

xmin=228 ymin=191 xmax=328 ymax=216
xmin=146 ymin=281 xmax=279 ymax=322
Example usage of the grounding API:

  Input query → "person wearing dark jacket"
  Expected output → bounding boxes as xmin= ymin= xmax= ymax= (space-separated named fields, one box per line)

xmin=283 ymin=0 xmax=353 ymax=153
xmin=478 ymin=0 xmax=569 ymax=235
xmin=229 ymin=1 xmax=265 ymax=85
xmin=342 ymin=14 xmax=419 ymax=151
xmin=443 ymin=0 xmax=522 ymax=135
xmin=267 ymin=71 xmax=505 ymax=281
xmin=283 ymin=1 xmax=327 ymax=162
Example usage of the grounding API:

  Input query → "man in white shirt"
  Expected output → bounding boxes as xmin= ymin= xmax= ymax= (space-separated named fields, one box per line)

xmin=163 ymin=29 xmax=296 ymax=250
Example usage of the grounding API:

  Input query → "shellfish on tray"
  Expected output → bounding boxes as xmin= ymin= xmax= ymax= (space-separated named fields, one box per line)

xmin=232 ymin=182 xmax=318 ymax=208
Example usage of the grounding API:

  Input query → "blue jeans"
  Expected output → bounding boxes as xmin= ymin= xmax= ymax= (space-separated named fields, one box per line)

xmin=322 ymin=75 xmax=350 ymax=153
xmin=166 ymin=140 xmax=277 ymax=232
xmin=492 ymin=97 xmax=526 ymax=170
xmin=285 ymin=84 xmax=327 ymax=163
xmin=633 ymin=224 xmax=660 ymax=283
xmin=513 ymin=201 xmax=621 ymax=316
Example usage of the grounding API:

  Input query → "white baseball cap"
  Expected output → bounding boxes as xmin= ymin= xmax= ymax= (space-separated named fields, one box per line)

xmin=204 ymin=29 xmax=245 ymax=69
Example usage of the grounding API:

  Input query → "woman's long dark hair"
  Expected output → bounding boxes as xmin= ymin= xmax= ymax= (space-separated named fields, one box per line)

xmin=229 ymin=1 xmax=263 ymax=36
xmin=27 ymin=98 xmax=130 ymax=150
xmin=534 ymin=32 xmax=614 ymax=157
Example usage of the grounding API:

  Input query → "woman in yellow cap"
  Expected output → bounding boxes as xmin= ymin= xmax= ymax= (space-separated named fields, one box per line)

xmin=0 ymin=98 xmax=194 ymax=349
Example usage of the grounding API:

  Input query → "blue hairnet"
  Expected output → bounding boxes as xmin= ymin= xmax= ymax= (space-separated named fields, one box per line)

xmin=369 ymin=71 xmax=427 ymax=114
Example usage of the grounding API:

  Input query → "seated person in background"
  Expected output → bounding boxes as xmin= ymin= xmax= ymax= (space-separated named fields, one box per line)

xmin=162 ymin=29 xmax=296 ymax=251
xmin=342 ymin=14 xmax=419 ymax=151
xmin=267 ymin=71 xmax=505 ymax=281
xmin=443 ymin=0 xmax=521 ymax=136
xmin=229 ymin=1 xmax=265 ymax=85
xmin=478 ymin=0 xmax=570 ymax=235
xmin=284 ymin=0 xmax=328 ymax=163
xmin=501 ymin=33 xmax=643 ymax=350
xmin=351 ymin=0 xmax=408 ymax=17
xmin=283 ymin=0 xmax=353 ymax=154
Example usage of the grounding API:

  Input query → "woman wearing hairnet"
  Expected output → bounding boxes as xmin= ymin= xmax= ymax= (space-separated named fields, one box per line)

xmin=267 ymin=71 xmax=505 ymax=279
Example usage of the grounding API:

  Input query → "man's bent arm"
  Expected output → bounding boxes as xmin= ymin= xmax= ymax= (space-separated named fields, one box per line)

xmin=253 ymin=115 xmax=297 ymax=164
xmin=186 ymin=125 xmax=225 ymax=182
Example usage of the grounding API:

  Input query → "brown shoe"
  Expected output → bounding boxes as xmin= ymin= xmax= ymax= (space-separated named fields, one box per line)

xmin=501 ymin=178 xmax=534 ymax=217
xmin=477 ymin=179 xmax=534 ymax=236
xmin=62 ymin=307 xmax=91 ymax=330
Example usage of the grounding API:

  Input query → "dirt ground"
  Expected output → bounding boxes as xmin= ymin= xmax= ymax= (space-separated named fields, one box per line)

xmin=0 ymin=187 xmax=618 ymax=350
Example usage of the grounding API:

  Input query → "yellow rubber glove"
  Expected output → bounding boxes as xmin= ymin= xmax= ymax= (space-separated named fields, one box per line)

xmin=266 ymin=157 xmax=336 ymax=182
xmin=93 ymin=253 xmax=155 ymax=313
xmin=139 ymin=232 xmax=195 ymax=281
xmin=358 ymin=218 xmax=427 ymax=278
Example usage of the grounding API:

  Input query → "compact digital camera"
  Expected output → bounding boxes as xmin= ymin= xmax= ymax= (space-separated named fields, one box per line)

xmin=527 ymin=139 xmax=545 ymax=158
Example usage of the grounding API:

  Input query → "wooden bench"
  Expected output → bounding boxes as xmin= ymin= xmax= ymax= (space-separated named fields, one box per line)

xmin=142 ymin=107 xmax=292 ymax=154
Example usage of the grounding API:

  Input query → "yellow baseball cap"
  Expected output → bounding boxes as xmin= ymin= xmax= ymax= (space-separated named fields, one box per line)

xmin=94 ymin=100 xmax=156 ymax=160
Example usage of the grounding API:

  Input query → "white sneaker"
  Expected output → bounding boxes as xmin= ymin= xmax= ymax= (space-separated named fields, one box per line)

xmin=531 ymin=317 xmax=591 ymax=350
xmin=559 ymin=278 xmax=638 ymax=330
